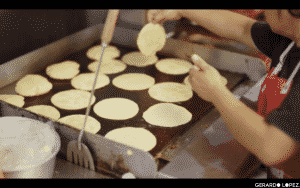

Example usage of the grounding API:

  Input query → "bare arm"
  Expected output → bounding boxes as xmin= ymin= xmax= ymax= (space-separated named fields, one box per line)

xmin=213 ymin=87 xmax=298 ymax=166
xmin=178 ymin=10 xmax=258 ymax=50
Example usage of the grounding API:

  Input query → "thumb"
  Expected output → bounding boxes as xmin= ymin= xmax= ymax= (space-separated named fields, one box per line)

xmin=191 ymin=54 xmax=210 ymax=71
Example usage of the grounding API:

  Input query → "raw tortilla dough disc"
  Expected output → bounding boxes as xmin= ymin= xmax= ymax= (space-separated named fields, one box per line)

xmin=88 ymin=59 xmax=127 ymax=74
xmin=46 ymin=61 xmax=80 ymax=80
xmin=112 ymin=73 xmax=155 ymax=91
xmin=105 ymin=127 xmax=156 ymax=152
xmin=58 ymin=114 xmax=101 ymax=134
xmin=93 ymin=98 xmax=139 ymax=120
xmin=137 ymin=23 xmax=166 ymax=57
xmin=51 ymin=89 xmax=96 ymax=110
xmin=71 ymin=73 xmax=110 ymax=91
xmin=143 ymin=103 xmax=192 ymax=128
xmin=183 ymin=76 xmax=192 ymax=89
xmin=15 ymin=74 xmax=53 ymax=97
xmin=155 ymin=58 xmax=193 ymax=75
xmin=86 ymin=45 xmax=120 ymax=60
xmin=121 ymin=51 xmax=158 ymax=67
xmin=148 ymin=82 xmax=193 ymax=103
xmin=25 ymin=105 xmax=61 ymax=121
xmin=0 ymin=95 xmax=25 ymax=108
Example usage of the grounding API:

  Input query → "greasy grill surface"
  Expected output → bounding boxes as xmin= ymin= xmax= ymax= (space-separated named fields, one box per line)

xmin=22 ymin=41 xmax=246 ymax=157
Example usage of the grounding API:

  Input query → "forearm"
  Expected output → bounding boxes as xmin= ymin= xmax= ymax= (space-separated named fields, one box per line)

xmin=179 ymin=10 xmax=255 ymax=42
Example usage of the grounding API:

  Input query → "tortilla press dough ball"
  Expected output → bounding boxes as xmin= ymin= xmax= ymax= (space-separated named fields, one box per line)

xmin=15 ymin=74 xmax=53 ymax=97
xmin=86 ymin=45 xmax=120 ymax=60
xmin=46 ymin=61 xmax=80 ymax=80
xmin=58 ymin=114 xmax=101 ymax=134
xmin=112 ymin=73 xmax=155 ymax=91
xmin=0 ymin=95 xmax=25 ymax=108
xmin=71 ymin=73 xmax=110 ymax=91
xmin=51 ymin=89 xmax=96 ymax=110
xmin=155 ymin=58 xmax=193 ymax=75
xmin=143 ymin=103 xmax=192 ymax=128
xmin=137 ymin=23 xmax=166 ymax=57
xmin=121 ymin=51 xmax=158 ymax=67
xmin=88 ymin=59 xmax=127 ymax=75
xmin=25 ymin=105 xmax=61 ymax=121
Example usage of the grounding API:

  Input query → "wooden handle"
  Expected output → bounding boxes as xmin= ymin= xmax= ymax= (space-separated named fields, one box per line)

xmin=101 ymin=10 xmax=119 ymax=44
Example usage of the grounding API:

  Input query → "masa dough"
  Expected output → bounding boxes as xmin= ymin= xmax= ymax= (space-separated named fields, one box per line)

xmin=71 ymin=73 xmax=110 ymax=91
xmin=112 ymin=73 xmax=155 ymax=91
xmin=137 ymin=23 xmax=166 ymax=57
xmin=88 ymin=59 xmax=127 ymax=74
xmin=105 ymin=127 xmax=156 ymax=152
xmin=0 ymin=95 xmax=25 ymax=108
xmin=143 ymin=103 xmax=192 ymax=127
xmin=26 ymin=105 xmax=61 ymax=121
xmin=51 ymin=89 xmax=96 ymax=110
xmin=86 ymin=45 xmax=120 ymax=60
xmin=58 ymin=114 xmax=101 ymax=134
xmin=155 ymin=58 xmax=193 ymax=75
xmin=93 ymin=98 xmax=139 ymax=120
xmin=46 ymin=61 xmax=80 ymax=80
xmin=148 ymin=82 xmax=193 ymax=103
xmin=121 ymin=51 xmax=158 ymax=67
xmin=15 ymin=74 xmax=53 ymax=97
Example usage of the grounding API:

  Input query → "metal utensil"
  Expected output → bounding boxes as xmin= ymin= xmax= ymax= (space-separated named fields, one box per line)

xmin=67 ymin=9 xmax=120 ymax=171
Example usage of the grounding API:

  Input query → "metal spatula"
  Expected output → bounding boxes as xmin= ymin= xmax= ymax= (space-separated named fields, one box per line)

xmin=67 ymin=9 xmax=120 ymax=171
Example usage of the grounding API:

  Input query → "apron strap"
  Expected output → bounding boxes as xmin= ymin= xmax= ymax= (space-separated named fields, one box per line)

xmin=272 ymin=42 xmax=295 ymax=76
xmin=281 ymin=60 xmax=300 ymax=94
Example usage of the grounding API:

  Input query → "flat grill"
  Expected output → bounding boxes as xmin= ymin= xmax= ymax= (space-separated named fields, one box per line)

xmin=0 ymin=24 xmax=247 ymax=178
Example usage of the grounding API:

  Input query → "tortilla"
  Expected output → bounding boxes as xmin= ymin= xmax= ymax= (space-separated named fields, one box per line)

xmin=155 ymin=58 xmax=193 ymax=75
xmin=121 ymin=51 xmax=158 ymax=67
xmin=137 ymin=23 xmax=166 ymax=57
xmin=105 ymin=127 xmax=156 ymax=152
xmin=93 ymin=98 xmax=139 ymax=120
xmin=143 ymin=103 xmax=192 ymax=128
xmin=0 ymin=95 xmax=25 ymax=108
xmin=86 ymin=45 xmax=120 ymax=60
xmin=148 ymin=82 xmax=193 ymax=103
xmin=25 ymin=105 xmax=61 ymax=121
xmin=15 ymin=74 xmax=53 ymax=97
xmin=88 ymin=59 xmax=127 ymax=74
xmin=112 ymin=73 xmax=155 ymax=91
xmin=58 ymin=114 xmax=101 ymax=134
xmin=51 ymin=89 xmax=96 ymax=110
xmin=71 ymin=73 xmax=110 ymax=91
xmin=46 ymin=61 xmax=80 ymax=80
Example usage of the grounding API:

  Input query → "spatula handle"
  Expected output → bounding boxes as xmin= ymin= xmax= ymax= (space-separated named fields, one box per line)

xmin=101 ymin=10 xmax=119 ymax=44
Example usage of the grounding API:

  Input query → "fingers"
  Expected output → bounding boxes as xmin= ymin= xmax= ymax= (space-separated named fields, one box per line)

xmin=191 ymin=54 xmax=210 ymax=71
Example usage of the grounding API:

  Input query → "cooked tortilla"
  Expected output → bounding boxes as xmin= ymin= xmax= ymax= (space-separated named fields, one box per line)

xmin=121 ymin=51 xmax=158 ymax=67
xmin=51 ymin=89 xmax=96 ymax=110
xmin=137 ymin=23 xmax=166 ymax=57
xmin=25 ymin=105 xmax=61 ymax=121
xmin=15 ymin=74 xmax=53 ymax=97
xmin=105 ymin=127 xmax=156 ymax=152
xmin=86 ymin=45 xmax=120 ymax=60
xmin=143 ymin=103 xmax=192 ymax=127
xmin=88 ymin=59 xmax=127 ymax=74
xmin=58 ymin=114 xmax=101 ymax=134
xmin=46 ymin=61 xmax=80 ymax=80
xmin=93 ymin=98 xmax=139 ymax=120
xmin=112 ymin=73 xmax=155 ymax=91
xmin=71 ymin=73 xmax=110 ymax=91
xmin=0 ymin=95 xmax=25 ymax=108
xmin=148 ymin=82 xmax=193 ymax=103
xmin=155 ymin=58 xmax=193 ymax=75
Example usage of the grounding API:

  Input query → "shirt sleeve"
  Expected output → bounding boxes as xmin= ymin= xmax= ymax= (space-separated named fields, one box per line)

xmin=251 ymin=21 xmax=290 ymax=59
xmin=266 ymin=79 xmax=300 ymax=144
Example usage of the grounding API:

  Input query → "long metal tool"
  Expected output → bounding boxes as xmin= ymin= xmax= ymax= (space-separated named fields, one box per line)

xmin=67 ymin=9 xmax=120 ymax=171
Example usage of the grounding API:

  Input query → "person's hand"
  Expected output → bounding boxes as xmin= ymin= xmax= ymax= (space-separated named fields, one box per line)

xmin=189 ymin=54 xmax=228 ymax=103
xmin=0 ymin=170 xmax=5 ymax=179
xmin=147 ymin=10 xmax=183 ymax=24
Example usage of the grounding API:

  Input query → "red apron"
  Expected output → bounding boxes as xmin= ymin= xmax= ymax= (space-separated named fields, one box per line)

xmin=256 ymin=42 xmax=298 ymax=178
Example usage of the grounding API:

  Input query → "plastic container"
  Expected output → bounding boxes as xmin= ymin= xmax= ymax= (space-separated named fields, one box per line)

xmin=0 ymin=117 xmax=61 ymax=178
